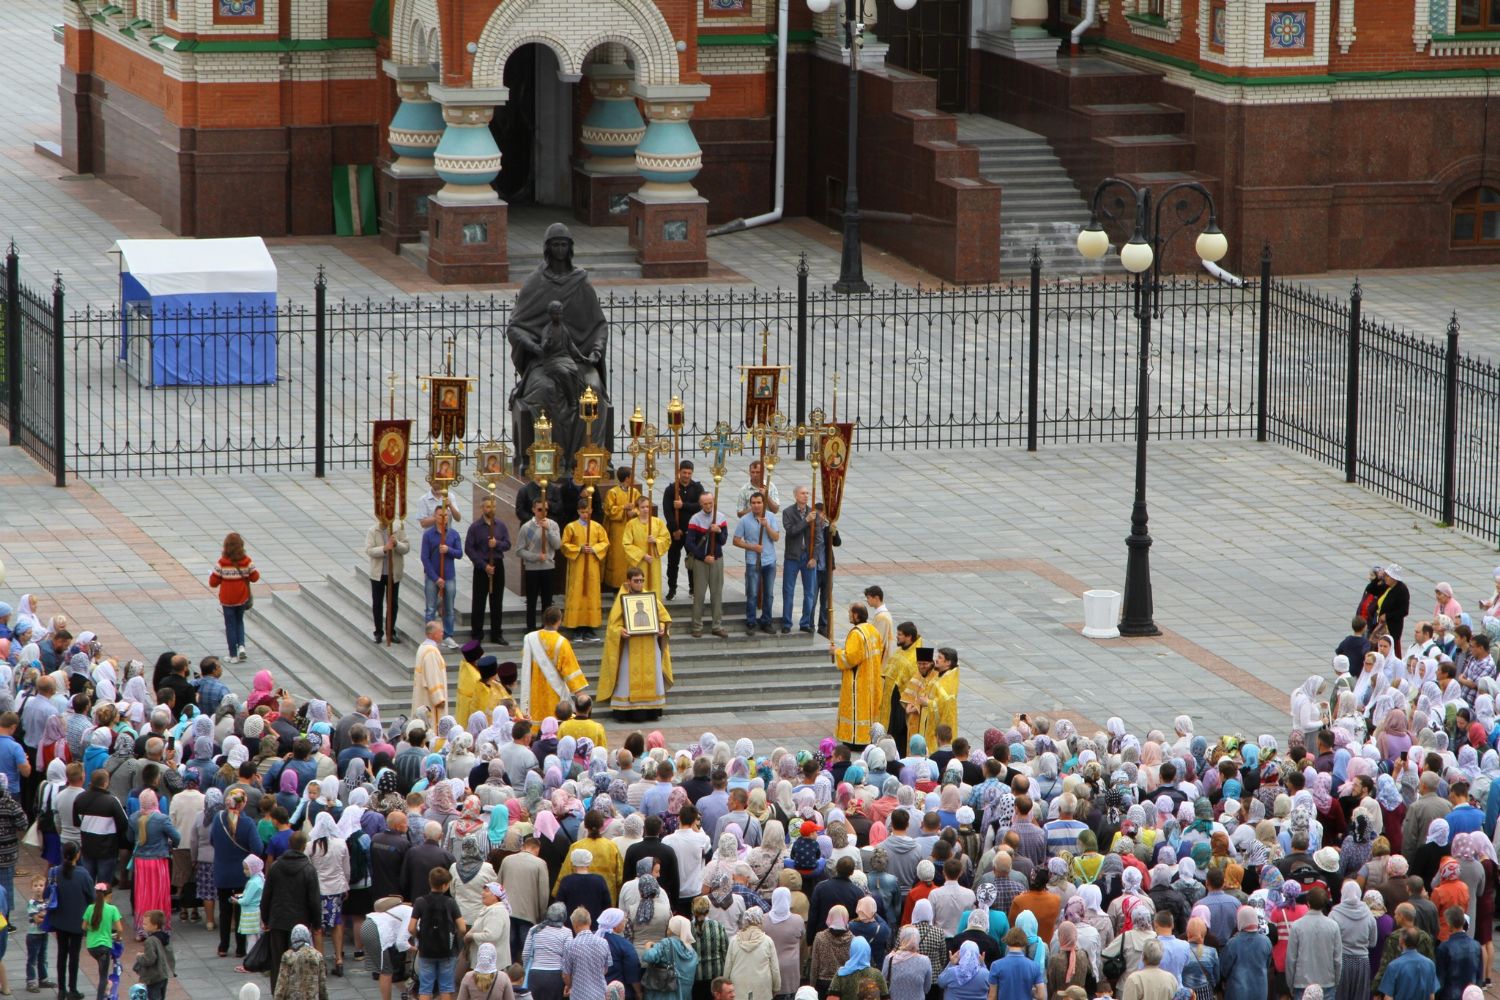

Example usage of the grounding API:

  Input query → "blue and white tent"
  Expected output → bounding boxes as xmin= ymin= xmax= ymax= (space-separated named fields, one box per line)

xmin=116 ymin=237 xmax=278 ymax=387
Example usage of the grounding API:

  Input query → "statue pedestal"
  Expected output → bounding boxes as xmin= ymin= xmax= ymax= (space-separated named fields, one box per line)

xmin=573 ymin=166 xmax=642 ymax=227
xmin=378 ymin=164 xmax=443 ymax=252
xmin=427 ymin=199 xmax=510 ymax=284
xmin=627 ymin=194 xmax=709 ymax=279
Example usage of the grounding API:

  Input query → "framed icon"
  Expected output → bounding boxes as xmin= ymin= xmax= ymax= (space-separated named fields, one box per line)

xmin=753 ymin=373 xmax=775 ymax=399
xmin=531 ymin=447 xmax=557 ymax=480
xmin=376 ymin=425 xmax=408 ymax=469
xmin=429 ymin=449 xmax=461 ymax=486
xmin=574 ymin=445 xmax=610 ymax=487
xmin=475 ymin=440 xmax=510 ymax=485
xmin=621 ymin=592 xmax=661 ymax=636
xmin=742 ymin=365 xmax=783 ymax=427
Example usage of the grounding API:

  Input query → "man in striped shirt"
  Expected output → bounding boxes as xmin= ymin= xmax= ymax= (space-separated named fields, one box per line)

xmin=1042 ymin=793 xmax=1090 ymax=856
xmin=563 ymin=906 xmax=612 ymax=1000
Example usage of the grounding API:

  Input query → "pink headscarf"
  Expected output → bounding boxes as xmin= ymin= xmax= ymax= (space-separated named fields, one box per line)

xmin=540 ymin=717 xmax=559 ymax=737
xmin=868 ymin=821 xmax=888 ymax=846
xmin=534 ymin=810 xmax=561 ymax=841
xmin=647 ymin=731 xmax=666 ymax=750
xmin=138 ymin=789 xmax=160 ymax=815
xmin=249 ymin=670 xmax=277 ymax=711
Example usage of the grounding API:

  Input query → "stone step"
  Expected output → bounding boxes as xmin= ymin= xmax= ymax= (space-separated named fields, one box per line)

xmin=1097 ymin=134 xmax=1195 ymax=174
xmin=1074 ymin=102 xmax=1185 ymax=138
xmin=240 ymin=568 xmax=840 ymax=718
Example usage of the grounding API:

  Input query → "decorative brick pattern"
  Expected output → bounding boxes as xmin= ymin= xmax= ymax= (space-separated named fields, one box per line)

xmin=468 ymin=0 xmax=682 ymax=87
xmin=391 ymin=0 xmax=442 ymax=65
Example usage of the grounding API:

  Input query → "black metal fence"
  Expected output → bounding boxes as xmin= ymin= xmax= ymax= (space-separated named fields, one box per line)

xmin=3 ymin=242 xmax=1498 ymax=544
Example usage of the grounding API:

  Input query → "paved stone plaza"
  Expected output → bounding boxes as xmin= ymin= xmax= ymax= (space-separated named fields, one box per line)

xmin=8 ymin=0 xmax=1500 ymax=994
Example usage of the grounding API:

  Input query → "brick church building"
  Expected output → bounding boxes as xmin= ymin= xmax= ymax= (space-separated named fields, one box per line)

xmin=55 ymin=0 xmax=1500 ymax=282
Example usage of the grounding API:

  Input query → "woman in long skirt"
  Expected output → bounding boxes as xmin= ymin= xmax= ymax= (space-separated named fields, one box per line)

xmin=128 ymin=790 xmax=180 ymax=938
xmin=1330 ymin=881 xmax=1376 ymax=1000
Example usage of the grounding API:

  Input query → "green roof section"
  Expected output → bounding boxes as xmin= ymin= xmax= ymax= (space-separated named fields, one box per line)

xmin=697 ymin=29 xmax=816 ymax=46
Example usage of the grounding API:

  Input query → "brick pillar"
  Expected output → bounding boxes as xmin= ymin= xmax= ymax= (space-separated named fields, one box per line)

xmin=425 ymin=84 xmax=510 ymax=284
xmin=573 ymin=63 xmax=646 ymax=227
xmin=627 ymin=84 xmax=711 ymax=279
xmin=379 ymin=63 xmax=445 ymax=252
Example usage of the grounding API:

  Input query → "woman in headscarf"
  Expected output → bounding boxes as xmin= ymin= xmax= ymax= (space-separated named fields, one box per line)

xmin=745 ymin=819 xmax=788 ymax=896
xmin=247 ymin=669 xmax=277 ymax=713
xmin=128 ymin=788 xmax=180 ymax=937
xmin=190 ymin=787 xmax=224 ymax=930
xmin=449 ymin=832 xmax=499 ymax=928
xmin=724 ymin=908 xmax=782 ymax=1000
xmin=373 ymin=768 xmax=403 ymax=815
xmin=847 ymin=894 xmax=890 ymax=970
xmin=759 ymin=886 xmax=804 ymax=1000
xmin=823 ymin=934 xmax=882 ymax=1000
xmin=1374 ymin=774 xmax=1407 ymax=855
xmin=523 ymin=903 xmax=574 ymax=1000
xmin=1329 ymin=880 xmax=1375 ymax=1000
xmin=1413 ymin=818 xmax=1452 ymax=887
xmin=1361 ymin=891 xmax=1394 ymax=982
xmin=1431 ymin=857 xmax=1471 ymax=942
xmin=306 ymin=810 xmax=351 ymax=974
xmin=463 ymin=883 xmax=512 ymax=980
xmin=533 ymin=810 xmax=574 ymax=888
xmin=273 ymin=924 xmax=328 ymax=1000
xmin=1046 ymin=921 xmax=1090 ymax=998
xmin=934 ymin=938 xmax=985 ymax=1000
xmin=639 ymin=915 xmax=699 ymax=1000
xmin=1220 ymin=905 xmax=1272 ymax=1000
xmin=810 ymin=904 xmax=854 ymax=994
xmin=456 ymin=942 xmax=508 ymax=1000
xmin=37 ymin=757 xmax=68 ymax=866
xmin=619 ymin=857 xmax=669 ymax=952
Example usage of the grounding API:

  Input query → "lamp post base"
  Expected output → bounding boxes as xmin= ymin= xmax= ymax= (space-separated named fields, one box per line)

xmin=1118 ymin=504 xmax=1160 ymax=636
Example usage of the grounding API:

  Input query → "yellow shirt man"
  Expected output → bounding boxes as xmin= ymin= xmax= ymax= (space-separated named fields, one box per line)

xmin=561 ymin=509 xmax=610 ymax=630
xmin=603 ymin=479 xmax=641 ymax=589
xmin=521 ymin=608 xmax=588 ymax=724
xmin=558 ymin=712 xmax=608 ymax=749
xmin=832 ymin=610 xmax=883 ymax=746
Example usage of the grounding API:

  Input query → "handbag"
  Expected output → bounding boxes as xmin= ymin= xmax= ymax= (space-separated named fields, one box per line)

xmin=642 ymin=957 xmax=678 ymax=993
xmin=21 ymin=819 xmax=41 ymax=850
xmin=1101 ymin=937 xmax=1125 ymax=982
xmin=242 ymin=932 xmax=275 ymax=973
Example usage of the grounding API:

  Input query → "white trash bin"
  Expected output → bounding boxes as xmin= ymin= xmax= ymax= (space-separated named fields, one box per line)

xmin=1081 ymin=589 xmax=1122 ymax=639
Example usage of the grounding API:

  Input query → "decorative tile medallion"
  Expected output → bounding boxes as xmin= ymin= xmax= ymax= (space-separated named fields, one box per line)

xmin=218 ymin=0 xmax=256 ymax=15
xmin=1267 ymin=8 xmax=1308 ymax=49
xmin=662 ymin=220 xmax=688 ymax=242
xmin=462 ymin=222 xmax=489 ymax=245
xmin=1209 ymin=0 xmax=1227 ymax=49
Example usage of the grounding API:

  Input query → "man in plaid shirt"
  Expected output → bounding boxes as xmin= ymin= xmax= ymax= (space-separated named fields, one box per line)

xmin=1458 ymin=634 xmax=1495 ymax=706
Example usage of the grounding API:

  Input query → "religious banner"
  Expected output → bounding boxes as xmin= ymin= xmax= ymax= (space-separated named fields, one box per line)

xmin=428 ymin=376 xmax=470 ymax=441
xmin=819 ymin=422 xmax=854 ymax=523
xmin=372 ymin=418 xmax=411 ymax=524
xmin=742 ymin=365 xmax=783 ymax=428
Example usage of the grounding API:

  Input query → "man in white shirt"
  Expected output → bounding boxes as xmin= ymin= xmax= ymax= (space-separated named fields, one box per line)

xmin=734 ymin=460 xmax=781 ymax=517
xmin=662 ymin=803 xmax=712 ymax=905
xmin=416 ymin=488 xmax=464 ymax=529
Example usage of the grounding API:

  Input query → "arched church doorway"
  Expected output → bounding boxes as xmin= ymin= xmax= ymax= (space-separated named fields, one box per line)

xmin=491 ymin=42 xmax=573 ymax=207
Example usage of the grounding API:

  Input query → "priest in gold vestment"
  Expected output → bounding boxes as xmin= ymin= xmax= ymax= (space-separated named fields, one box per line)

xmin=621 ymin=496 xmax=672 ymax=594
xmin=598 ymin=567 xmax=673 ymax=721
xmin=561 ymin=499 xmax=610 ymax=639
xmin=521 ymin=605 xmax=589 ymax=725
xmin=602 ymin=468 xmax=641 ymax=589
xmin=831 ymin=602 xmax=883 ymax=748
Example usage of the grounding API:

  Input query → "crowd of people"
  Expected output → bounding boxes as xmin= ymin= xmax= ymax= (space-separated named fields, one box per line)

xmin=1 ymin=542 xmax=1499 ymax=1000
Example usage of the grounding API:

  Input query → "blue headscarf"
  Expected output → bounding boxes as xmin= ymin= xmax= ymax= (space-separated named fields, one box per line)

xmin=949 ymin=941 xmax=983 ymax=985
xmin=836 ymin=935 xmax=872 ymax=976
xmin=1015 ymin=910 xmax=1046 ymax=972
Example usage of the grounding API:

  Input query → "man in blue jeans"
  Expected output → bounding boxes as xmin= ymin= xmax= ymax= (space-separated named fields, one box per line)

xmin=732 ymin=491 xmax=781 ymax=634
xmin=421 ymin=506 xmax=463 ymax=649
xmin=779 ymin=485 xmax=822 ymax=634
xmin=408 ymin=867 xmax=467 ymax=1000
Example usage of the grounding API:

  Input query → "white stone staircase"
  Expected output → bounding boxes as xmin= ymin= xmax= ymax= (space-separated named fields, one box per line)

xmin=954 ymin=114 xmax=1111 ymax=278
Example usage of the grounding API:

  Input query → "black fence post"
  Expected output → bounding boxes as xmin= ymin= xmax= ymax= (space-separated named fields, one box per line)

xmin=795 ymin=253 xmax=809 ymax=460
xmin=50 ymin=273 xmax=65 ymax=488
xmin=1026 ymin=245 xmax=1041 ymax=452
xmin=1443 ymin=311 xmax=1459 ymax=526
xmin=314 ymin=266 xmax=327 ymax=478
xmin=1344 ymin=279 xmax=1362 ymax=484
xmin=5 ymin=243 xmax=19 ymax=446
xmin=1256 ymin=242 xmax=1271 ymax=443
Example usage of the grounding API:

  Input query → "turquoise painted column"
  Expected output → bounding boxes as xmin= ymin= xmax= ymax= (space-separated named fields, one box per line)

xmin=633 ymin=98 xmax=705 ymax=202
xmin=387 ymin=79 xmax=445 ymax=176
xmin=579 ymin=63 xmax=645 ymax=174
xmin=432 ymin=103 xmax=502 ymax=204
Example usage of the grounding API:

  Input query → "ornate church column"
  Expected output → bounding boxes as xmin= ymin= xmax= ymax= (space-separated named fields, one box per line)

xmin=425 ymin=83 xmax=511 ymax=283
xmin=627 ymin=83 xmax=711 ymax=278
xmin=379 ymin=62 xmax=446 ymax=251
xmin=574 ymin=62 xmax=647 ymax=226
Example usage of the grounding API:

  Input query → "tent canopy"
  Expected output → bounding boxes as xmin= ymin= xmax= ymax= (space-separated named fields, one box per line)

xmin=115 ymin=237 xmax=277 ymax=297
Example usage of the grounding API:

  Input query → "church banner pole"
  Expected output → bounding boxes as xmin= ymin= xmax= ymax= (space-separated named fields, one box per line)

xmin=825 ymin=374 xmax=840 ymax=647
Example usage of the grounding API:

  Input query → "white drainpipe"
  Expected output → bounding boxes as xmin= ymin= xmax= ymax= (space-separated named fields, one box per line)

xmin=1070 ymin=0 xmax=1098 ymax=52
xmin=709 ymin=0 xmax=788 ymax=235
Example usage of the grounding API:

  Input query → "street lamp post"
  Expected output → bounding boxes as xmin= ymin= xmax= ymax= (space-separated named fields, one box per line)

xmin=1076 ymin=178 xmax=1228 ymax=637
xmin=806 ymin=0 xmax=915 ymax=293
